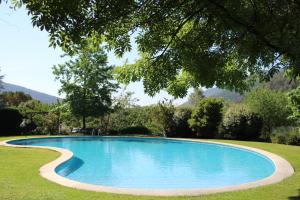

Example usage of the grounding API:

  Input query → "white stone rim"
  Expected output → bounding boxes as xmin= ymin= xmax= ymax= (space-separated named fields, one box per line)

xmin=0 ymin=136 xmax=295 ymax=196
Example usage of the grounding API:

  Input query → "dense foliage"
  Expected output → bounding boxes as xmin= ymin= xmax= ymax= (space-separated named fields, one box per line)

xmin=18 ymin=100 xmax=52 ymax=134
xmin=245 ymin=88 xmax=291 ymax=138
xmin=222 ymin=104 xmax=263 ymax=140
xmin=272 ymin=127 xmax=300 ymax=146
xmin=0 ymin=108 xmax=23 ymax=135
xmin=171 ymin=107 xmax=194 ymax=138
xmin=188 ymin=98 xmax=223 ymax=138
xmin=288 ymin=85 xmax=300 ymax=125
xmin=0 ymin=91 xmax=32 ymax=107
xmin=150 ymin=101 xmax=175 ymax=136
xmin=53 ymin=42 xmax=118 ymax=128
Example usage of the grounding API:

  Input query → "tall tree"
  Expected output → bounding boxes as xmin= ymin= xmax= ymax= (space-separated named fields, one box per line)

xmin=7 ymin=0 xmax=300 ymax=96
xmin=53 ymin=43 xmax=118 ymax=128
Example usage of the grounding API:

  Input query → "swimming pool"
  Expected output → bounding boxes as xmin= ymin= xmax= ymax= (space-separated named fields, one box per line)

xmin=7 ymin=136 xmax=280 ymax=192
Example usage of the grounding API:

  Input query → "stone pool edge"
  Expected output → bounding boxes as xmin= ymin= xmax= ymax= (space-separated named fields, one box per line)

xmin=0 ymin=137 xmax=295 ymax=197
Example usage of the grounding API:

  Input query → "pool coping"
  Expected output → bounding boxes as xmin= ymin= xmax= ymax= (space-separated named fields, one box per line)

xmin=0 ymin=136 xmax=295 ymax=196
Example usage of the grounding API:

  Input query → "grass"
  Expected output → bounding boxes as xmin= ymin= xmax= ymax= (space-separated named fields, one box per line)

xmin=0 ymin=136 xmax=299 ymax=200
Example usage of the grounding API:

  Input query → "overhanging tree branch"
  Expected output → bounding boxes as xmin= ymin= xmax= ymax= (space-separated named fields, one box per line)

xmin=208 ymin=0 xmax=288 ymax=56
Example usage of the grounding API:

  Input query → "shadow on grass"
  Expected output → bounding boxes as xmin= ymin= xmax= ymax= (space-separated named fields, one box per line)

xmin=289 ymin=189 xmax=300 ymax=200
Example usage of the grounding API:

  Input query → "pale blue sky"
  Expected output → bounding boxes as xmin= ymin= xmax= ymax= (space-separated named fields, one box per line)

xmin=0 ymin=3 xmax=189 ymax=105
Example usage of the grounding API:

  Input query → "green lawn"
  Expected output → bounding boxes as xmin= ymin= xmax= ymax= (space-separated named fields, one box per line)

xmin=0 ymin=136 xmax=299 ymax=200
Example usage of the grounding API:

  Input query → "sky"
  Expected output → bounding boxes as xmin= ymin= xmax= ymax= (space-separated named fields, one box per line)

xmin=0 ymin=3 xmax=190 ymax=106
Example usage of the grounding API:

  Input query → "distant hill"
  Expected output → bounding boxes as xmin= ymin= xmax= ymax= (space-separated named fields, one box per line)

xmin=1 ymin=82 xmax=61 ymax=104
xmin=203 ymin=88 xmax=243 ymax=102
xmin=183 ymin=71 xmax=299 ymax=106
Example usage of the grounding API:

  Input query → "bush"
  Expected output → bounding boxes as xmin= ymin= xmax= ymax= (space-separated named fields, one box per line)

xmin=0 ymin=108 xmax=23 ymax=135
xmin=188 ymin=98 xmax=223 ymax=138
xmin=245 ymin=88 xmax=291 ymax=139
xmin=287 ymin=135 xmax=300 ymax=146
xmin=276 ymin=135 xmax=287 ymax=144
xmin=271 ymin=126 xmax=300 ymax=146
xmin=119 ymin=126 xmax=151 ymax=135
xmin=150 ymin=101 xmax=175 ymax=136
xmin=169 ymin=107 xmax=195 ymax=138
xmin=222 ymin=104 xmax=263 ymax=140
xmin=20 ymin=121 xmax=37 ymax=134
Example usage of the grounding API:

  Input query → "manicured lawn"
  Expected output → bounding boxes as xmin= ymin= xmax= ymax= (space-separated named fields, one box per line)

xmin=0 ymin=136 xmax=299 ymax=200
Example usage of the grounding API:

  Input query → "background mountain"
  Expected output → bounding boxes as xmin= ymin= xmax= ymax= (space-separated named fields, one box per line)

xmin=183 ymin=72 xmax=298 ymax=105
xmin=203 ymin=88 xmax=243 ymax=102
xmin=1 ymin=82 xmax=61 ymax=104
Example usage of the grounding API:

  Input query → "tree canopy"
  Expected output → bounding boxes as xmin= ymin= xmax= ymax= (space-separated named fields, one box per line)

xmin=53 ymin=43 xmax=118 ymax=128
xmin=288 ymin=85 xmax=300 ymax=125
xmin=0 ymin=91 xmax=32 ymax=107
xmin=245 ymin=88 xmax=291 ymax=137
xmin=5 ymin=0 xmax=300 ymax=96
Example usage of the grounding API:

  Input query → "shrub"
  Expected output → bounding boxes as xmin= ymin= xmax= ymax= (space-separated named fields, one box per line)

xmin=288 ymin=86 xmax=300 ymax=125
xmin=271 ymin=126 xmax=300 ymax=145
xmin=276 ymin=135 xmax=287 ymax=144
xmin=150 ymin=101 xmax=175 ymax=136
xmin=20 ymin=121 xmax=37 ymax=134
xmin=188 ymin=98 xmax=223 ymax=138
xmin=287 ymin=135 xmax=300 ymax=146
xmin=119 ymin=126 xmax=151 ymax=135
xmin=0 ymin=108 xmax=23 ymax=135
xmin=169 ymin=107 xmax=195 ymax=138
xmin=222 ymin=104 xmax=263 ymax=140
xmin=245 ymin=88 xmax=291 ymax=139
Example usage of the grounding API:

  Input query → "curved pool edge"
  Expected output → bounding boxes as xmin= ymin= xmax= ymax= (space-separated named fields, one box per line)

xmin=0 ymin=137 xmax=295 ymax=196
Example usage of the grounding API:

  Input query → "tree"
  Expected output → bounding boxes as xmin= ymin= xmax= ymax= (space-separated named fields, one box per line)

xmin=53 ymin=43 xmax=118 ymax=129
xmin=245 ymin=88 xmax=291 ymax=138
xmin=50 ymin=102 xmax=76 ymax=133
xmin=18 ymin=99 xmax=49 ymax=116
xmin=187 ymin=88 xmax=205 ymax=106
xmin=288 ymin=86 xmax=300 ymax=125
xmin=8 ymin=0 xmax=300 ymax=97
xmin=100 ymin=92 xmax=139 ymax=132
xmin=150 ymin=100 xmax=175 ymax=136
xmin=188 ymin=98 xmax=223 ymax=138
xmin=114 ymin=91 xmax=139 ymax=109
xmin=0 ymin=91 xmax=32 ymax=107
xmin=18 ymin=99 xmax=49 ymax=133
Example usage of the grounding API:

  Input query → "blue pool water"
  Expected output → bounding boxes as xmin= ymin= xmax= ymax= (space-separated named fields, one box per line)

xmin=9 ymin=137 xmax=275 ymax=189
